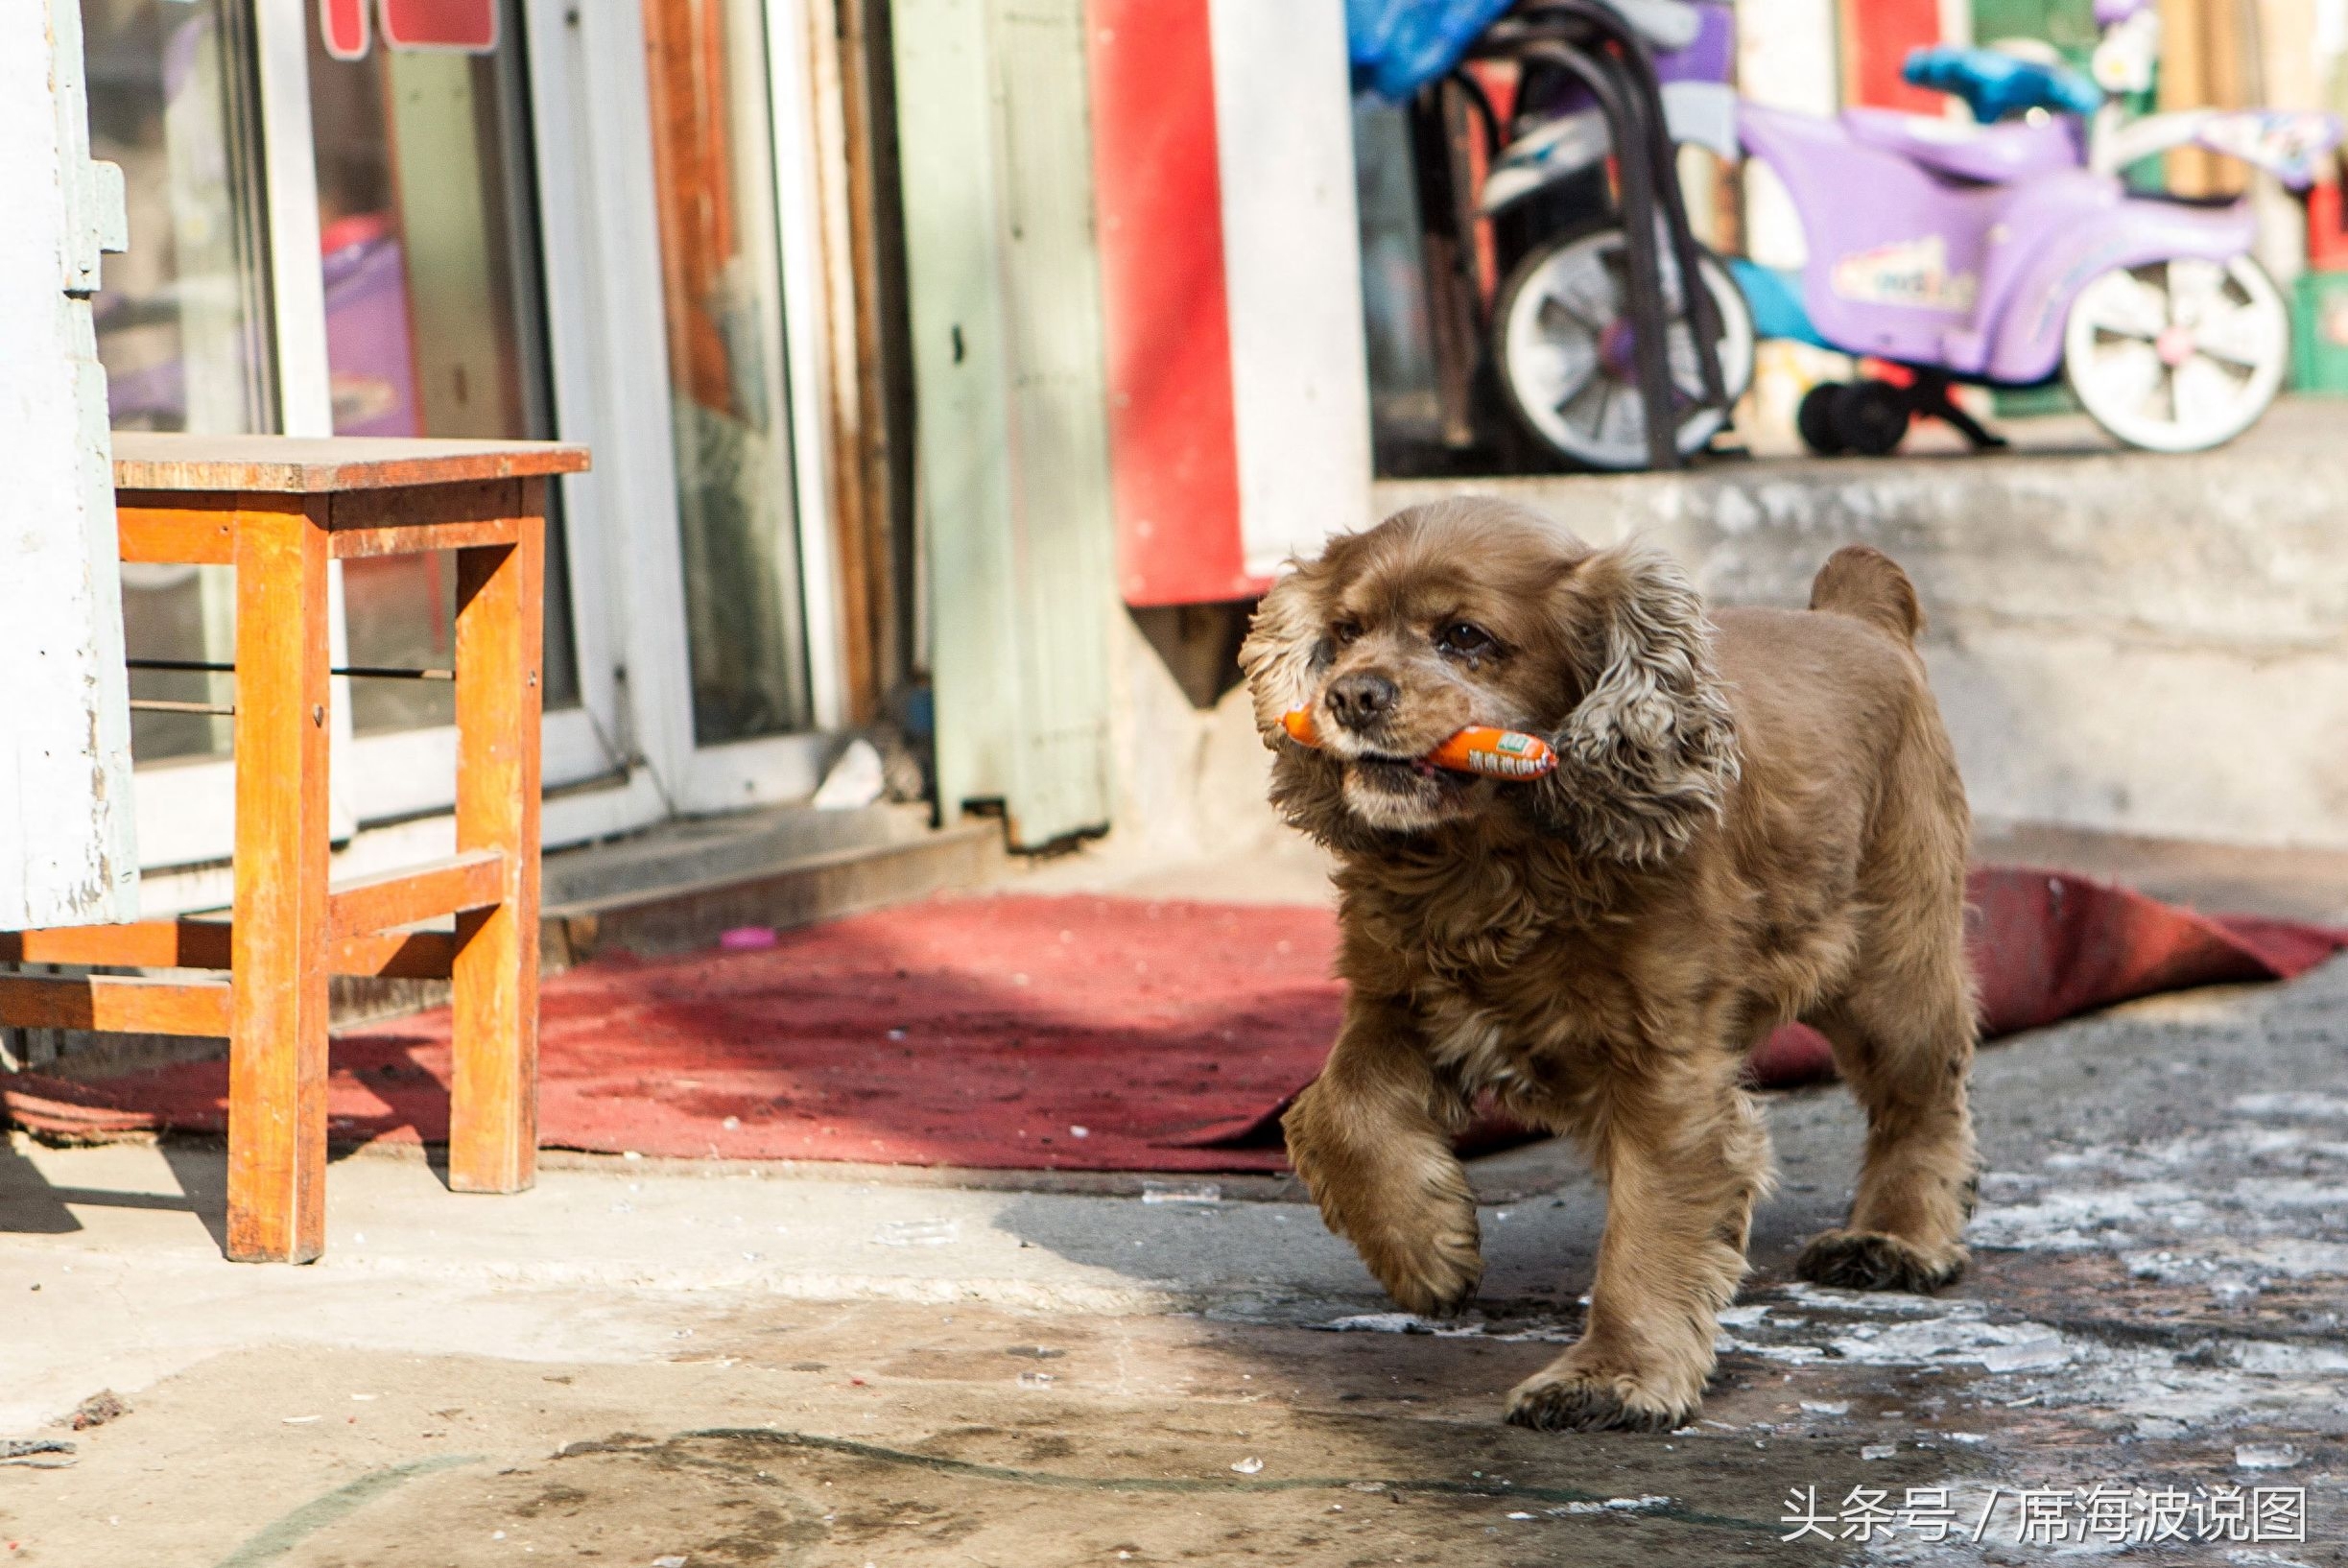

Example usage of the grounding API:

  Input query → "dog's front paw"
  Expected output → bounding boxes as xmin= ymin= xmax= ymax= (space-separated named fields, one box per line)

xmin=1796 ymin=1228 xmax=1967 ymax=1293
xmin=1284 ymin=1082 xmax=1482 ymax=1317
xmin=1351 ymin=1209 xmax=1484 ymax=1319
xmin=1505 ymin=1356 xmax=1697 ymax=1434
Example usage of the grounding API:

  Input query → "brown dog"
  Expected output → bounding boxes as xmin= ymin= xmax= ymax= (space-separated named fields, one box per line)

xmin=1240 ymin=497 xmax=1978 ymax=1433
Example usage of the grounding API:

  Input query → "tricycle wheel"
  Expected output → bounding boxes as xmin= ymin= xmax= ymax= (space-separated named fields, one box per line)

xmin=2063 ymin=254 xmax=2288 ymax=453
xmin=1796 ymin=383 xmax=1847 ymax=455
xmin=1832 ymin=379 xmax=1912 ymax=456
xmin=1492 ymin=225 xmax=1755 ymax=470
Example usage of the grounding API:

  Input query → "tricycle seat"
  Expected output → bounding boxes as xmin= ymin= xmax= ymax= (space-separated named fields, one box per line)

xmin=1903 ymin=44 xmax=2101 ymax=125
xmin=1842 ymin=106 xmax=2082 ymax=184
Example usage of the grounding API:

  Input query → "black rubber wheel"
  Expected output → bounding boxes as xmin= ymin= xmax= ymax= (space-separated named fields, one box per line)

xmin=1796 ymin=383 xmax=1848 ymax=455
xmin=1832 ymin=379 xmax=1911 ymax=456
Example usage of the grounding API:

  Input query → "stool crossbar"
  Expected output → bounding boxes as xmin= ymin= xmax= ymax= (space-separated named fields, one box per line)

xmin=0 ymin=435 xmax=588 ymax=1262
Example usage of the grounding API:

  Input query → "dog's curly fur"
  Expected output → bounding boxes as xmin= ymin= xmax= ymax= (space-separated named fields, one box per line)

xmin=1240 ymin=498 xmax=1979 ymax=1434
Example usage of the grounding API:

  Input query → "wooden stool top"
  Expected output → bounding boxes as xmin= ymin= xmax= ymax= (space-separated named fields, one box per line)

xmin=112 ymin=433 xmax=591 ymax=495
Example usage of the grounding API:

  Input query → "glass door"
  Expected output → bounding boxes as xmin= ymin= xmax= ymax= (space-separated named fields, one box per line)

xmin=305 ymin=0 xmax=608 ymax=823
xmin=83 ymin=0 xmax=636 ymax=881
xmin=643 ymin=0 xmax=812 ymax=746
xmin=85 ymin=0 xmax=275 ymax=772
xmin=82 ymin=0 xmax=849 ymax=884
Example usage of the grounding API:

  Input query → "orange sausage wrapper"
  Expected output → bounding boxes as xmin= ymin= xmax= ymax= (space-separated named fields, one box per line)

xmin=1428 ymin=726 xmax=1557 ymax=779
xmin=1280 ymin=708 xmax=1555 ymax=781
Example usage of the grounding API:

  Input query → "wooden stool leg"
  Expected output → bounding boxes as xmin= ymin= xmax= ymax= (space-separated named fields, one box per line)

xmin=450 ymin=478 xmax=544 ymax=1193
xmin=227 ymin=498 xmax=334 ymax=1263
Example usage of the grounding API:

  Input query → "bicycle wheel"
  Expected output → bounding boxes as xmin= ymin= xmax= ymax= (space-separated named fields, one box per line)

xmin=1492 ymin=225 xmax=1754 ymax=470
xmin=2064 ymin=254 xmax=2288 ymax=453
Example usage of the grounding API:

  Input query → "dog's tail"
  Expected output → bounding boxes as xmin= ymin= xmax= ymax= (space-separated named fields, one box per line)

xmin=1809 ymin=545 xmax=1923 ymax=643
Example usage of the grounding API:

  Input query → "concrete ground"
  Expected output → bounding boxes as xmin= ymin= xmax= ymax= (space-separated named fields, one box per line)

xmin=2 ymin=923 xmax=2343 ymax=1565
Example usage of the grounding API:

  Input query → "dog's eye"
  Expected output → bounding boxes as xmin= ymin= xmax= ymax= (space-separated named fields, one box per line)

xmin=1330 ymin=620 xmax=1364 ymax=648
xmin=1437 ymin=622 xmax=1497 ymax=658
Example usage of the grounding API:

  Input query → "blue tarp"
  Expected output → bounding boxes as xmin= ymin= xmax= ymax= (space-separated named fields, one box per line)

xmin=1348 ymin=0 xmax=1514 ymax=102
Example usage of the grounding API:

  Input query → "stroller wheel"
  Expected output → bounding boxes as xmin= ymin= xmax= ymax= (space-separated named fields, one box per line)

xmin=1832 ymin=380 xmax=1912 ymax=456
xmin=1493 ymin=225 xmax=1755 ymax=471
xmin=1796 ymin=383 xmax=1849 ymax=456
xmin=2064 ymin=254 xmax=2289 ymax=453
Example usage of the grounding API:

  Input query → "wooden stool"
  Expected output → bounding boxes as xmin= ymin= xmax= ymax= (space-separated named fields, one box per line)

xmin=0 ymin=435 xmax=588 ymax=1262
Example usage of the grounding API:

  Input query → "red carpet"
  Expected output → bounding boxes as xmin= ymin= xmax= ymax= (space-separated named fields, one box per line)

xmin=7 ymin=868 xmax=2341 ymax=1173
xmin=1745 ymin=868 xmax=2344 ymax=1086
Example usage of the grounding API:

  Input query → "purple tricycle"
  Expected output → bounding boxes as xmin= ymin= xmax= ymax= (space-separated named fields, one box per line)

xmin=1475 ymin=0 xmax=2342 ymax=466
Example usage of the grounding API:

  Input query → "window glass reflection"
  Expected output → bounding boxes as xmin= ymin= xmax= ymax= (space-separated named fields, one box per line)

xmin=84 ymin=0 xmax=274 ymax=764
xmin=307 ymin=1 xmax=581 ymax=731
xmin=645 ymin=0 xmax=812 ymax=744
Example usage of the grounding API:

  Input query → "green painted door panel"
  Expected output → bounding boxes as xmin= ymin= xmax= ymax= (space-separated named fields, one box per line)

xmin=893 ymin=0 xmax=1116 ymax=848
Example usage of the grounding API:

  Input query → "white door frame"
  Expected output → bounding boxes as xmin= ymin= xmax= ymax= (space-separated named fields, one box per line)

xmin=131 ymin=0 xmax=852 ymax=900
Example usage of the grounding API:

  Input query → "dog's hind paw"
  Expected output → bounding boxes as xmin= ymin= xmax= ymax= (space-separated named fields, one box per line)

xmin=1796 ymin=1228 xmax=1966 ymax=1293
xmin=1504 ymin=1366 xmax=1694 ymax=1434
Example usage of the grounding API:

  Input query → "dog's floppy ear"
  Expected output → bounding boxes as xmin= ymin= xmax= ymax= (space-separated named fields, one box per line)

xmin=1238 ymin=561 xmax=1325 ymax=745
xmin=1531 ymin=541 xmax=1739 ymax=863
xmin=1239 ymin=556 xmax=1384 ymax=853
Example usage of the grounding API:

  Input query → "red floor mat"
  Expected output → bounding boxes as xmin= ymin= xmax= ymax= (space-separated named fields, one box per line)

xmin=8 ymin=868 xmax=2341 ymax=1173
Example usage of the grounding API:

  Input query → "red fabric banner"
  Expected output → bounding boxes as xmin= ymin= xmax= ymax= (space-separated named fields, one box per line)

xmin=320 ymin=0 xmax=369 ymax=60
xmin=378 ymin=0 xmax=499 ymax=53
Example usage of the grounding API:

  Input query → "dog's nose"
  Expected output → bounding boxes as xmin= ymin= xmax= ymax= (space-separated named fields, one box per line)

xmin=1325 ymin=672 xmax=1399 ymax=731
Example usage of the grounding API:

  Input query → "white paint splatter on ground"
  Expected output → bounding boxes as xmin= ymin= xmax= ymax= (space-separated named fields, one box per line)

xmin=1909 ymin=1040 xmax=2348 ymax=1440
xmin=2233 ymin=1091 xmax=2348 ymax=1120
xmin=1739 ymin=1033 xmax=2348 ymax=1459
xmin=1318 ymin=1312 xmax=1570 ymax=1342
xmin=1969 ymin=1071 xmax=2348 ymax=1323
